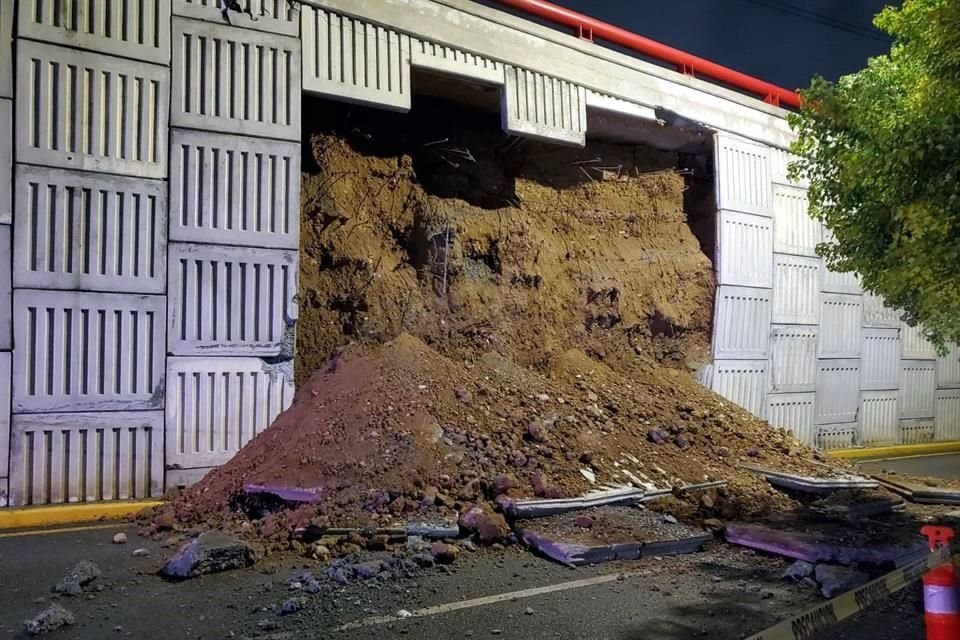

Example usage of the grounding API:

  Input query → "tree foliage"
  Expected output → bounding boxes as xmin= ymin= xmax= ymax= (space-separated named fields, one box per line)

xmin=788 ymin=0 xmax=960 ymax=351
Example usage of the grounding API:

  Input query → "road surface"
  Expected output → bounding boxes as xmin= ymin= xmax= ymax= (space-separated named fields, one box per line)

xmin=0 ymin=523 xmax=926 ymax=640
xmin=859 ymin=453 xmax=960 ymax=481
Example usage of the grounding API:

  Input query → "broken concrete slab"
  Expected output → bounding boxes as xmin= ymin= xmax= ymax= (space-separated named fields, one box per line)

xmin=24 ymin=603 xmax=75 ymax=635
xmin=815 ymin=564 xmax=869 ymax=598
xmin=519 ymin=506 xmax=711 ymax=567
xmin=741 ymin=464 xmax=877 ymax=493
xmin=873 ymin=476 xmax=960 ymax=506
xmin=244 ymin=484 xmax=322 ymax=503
xmin=503 ymin=481 xmax=726 ymax=519
xmin=725 ymin=523 xmax=927 ymax=567
xmin=160 ymin=532 xmax=255 ymax=579
xmin=53 ymin=560 xmax=101 ymax=596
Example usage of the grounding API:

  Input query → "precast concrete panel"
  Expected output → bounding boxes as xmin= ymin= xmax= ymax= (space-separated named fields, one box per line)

xmin=9 ymin=411 xmax=163 ymax=505
xmin=715 ymin=135 xmax=772 ymax=217
xmin=712 ymin=285 xmax=771 ymax=360
xmin=766 ymin=392 xmax=815 ymax=445
xmin=169 ymin=129 xmax=300 ymax=249
xmin=0 ymin=98 xmax=11 ymax=223
xmin=0 ymin=1 xmax=12 ymax=98
xmin=12 ymin=290 xmax=166 ymax=413
xmin=411 ymin=38 xmax=504 ymax=85
xmin=863 ymin=294 xmax=900 ymax=328
xmin=772 ymin=184 xmax=818 ymax=257
xmin=935 ymin=389 xmax=960 ymax=441
xmin=902 ymin=322 xmax=936 ymax=359
xmin=819 ymin=293 xmax=862 ymax=358
xmin=18 ymin=0 xmax=172 ymax=63
xmin=712 ymin=359 xmax=767 ymax=418
xmin=13 ymin=166 xmax=167 ymax=293
xmin=174 ymin=0 xmax=300 ymax=35
xmin=816 ymin=424 xmax=857 ymax=450
xmin=165 ymin=356 xmax=294 ymax=469
xmin=0 ymin=225 xmax=10 ymax=350
xmin=717 ymin=210 xmax=773 ymax=288
xmin=860 ymin=328 xmax=900 ymax=391
xmin=822 ymin=267 xmax=861 ymax=296
xmin=900 ymin=418 xmax=934 ymax=445
xmin=770 ymin=147 xmax=807 ymax=187
xmin=301 ymin=6 xmax=411 ymax=111
xmin=167 ymin=243 xmax=298 ymax=356
xmin=502 ymin=65 xmax=587 ymax=147
xmin=901 ymin=360 xmax=935 ymax=419
xmin=0 ymin=352 xmax=10 ymax=480
xmin=769 ymin=325 xmax=817 ymax=393
xmin=16 ymin=41 xmax=169 ymax=178
xmin=772 ymin=253 xmax=819 ymax=324
xmin=937 ymin=344 xmax=960 ymax=389
xmin=171 ymin=17 xmax=300 ymax=139
xmin=859 ymin=390 xmax=898 ymax=445
xmin=815 ymin=359 xmax=860 ymax=425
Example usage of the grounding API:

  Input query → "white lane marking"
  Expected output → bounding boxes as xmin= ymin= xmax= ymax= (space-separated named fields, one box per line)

xmin=336 ymin=569 xmax=642 ymax=630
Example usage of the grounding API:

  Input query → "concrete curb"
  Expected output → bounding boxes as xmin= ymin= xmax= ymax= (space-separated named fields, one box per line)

xmin=0 ymin=501 xmax=161 ymax=530
xmin=829 ymin=442 xmax=960 ymax=460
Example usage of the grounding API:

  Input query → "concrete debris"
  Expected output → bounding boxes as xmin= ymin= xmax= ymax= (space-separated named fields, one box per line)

xmin=160 ymin=532 xmax=255 ymax=579
xmin=815 ymin=564 xmax=869 ymax=598
xmin=53 ymin=560 xmax=101 ymax=596
xmin=24 ymin=603 xmax=75 ymax=636
xmin=874 ymin=476 xmax=960 ymax=505
xmin=741 ymin=464 xmax=877 ymax=493
xmin=725 ymin=523 xmax=927 ymax=568
xmin=459 ymin=507 xmax=510 ymax=543
xmin=782 ymin=560 xmax=816 ymax=582
xmin=398 ymin=609 xmax=413 ymax=618
xmin=279 ymin=596 xmax=307 ymax=615
xmin=430 ymin=542 xmax=460 ymax=565
xmin=404 ymin=519 xmax=460 ymax=540
xmin=112 ymin=532 xmax=128 ymax=544
xmin=132 ymin=548 xmax=150 ymax=558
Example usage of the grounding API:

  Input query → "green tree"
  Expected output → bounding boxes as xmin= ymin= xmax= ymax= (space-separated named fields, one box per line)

xmin=788 ymin=0 xmax=960 ymax=351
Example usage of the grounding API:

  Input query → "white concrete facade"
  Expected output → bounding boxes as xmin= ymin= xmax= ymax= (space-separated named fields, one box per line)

xmin=0 ymin=0 xmax=951 ymax=506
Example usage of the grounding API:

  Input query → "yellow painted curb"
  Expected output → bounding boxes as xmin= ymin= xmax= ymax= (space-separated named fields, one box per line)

xmin=830 ymin=441 xmax=960 ymax=460
xmin=0 ymin=500 xmax=162 ymax=530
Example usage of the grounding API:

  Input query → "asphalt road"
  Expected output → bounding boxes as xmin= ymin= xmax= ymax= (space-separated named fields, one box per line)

xmin=859 ymin=453 xmax=960 ymax=481
xmin=0 ymin=523 xmax=928 ymax=640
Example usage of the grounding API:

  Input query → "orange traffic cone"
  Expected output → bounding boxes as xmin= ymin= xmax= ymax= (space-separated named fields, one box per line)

xmin=921 ymin=525 xmax=960 ymax=640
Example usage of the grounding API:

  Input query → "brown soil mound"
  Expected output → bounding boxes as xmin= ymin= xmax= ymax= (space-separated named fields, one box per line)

xmin=161 ymin=98 xmax=850 ymax=548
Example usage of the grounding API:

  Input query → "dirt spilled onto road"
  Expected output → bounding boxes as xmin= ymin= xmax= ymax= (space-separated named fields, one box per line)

xmin=159 ymin=98 xmax=847 ymax=549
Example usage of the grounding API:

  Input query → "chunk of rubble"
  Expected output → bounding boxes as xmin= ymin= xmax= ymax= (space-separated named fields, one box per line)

xmin=782 ymin=560 xmax=815 ymax=581
xmin=459 ymin=507 xmax=510 ymax=543
xmin=53 ymin=560 xmax=101 ymax=596
xmin=815 ymin=564 xmax=869 ymax=598
xmin=160 ymin=532 xmax=255 ymax=579
xmin=24 ymin=603 xmax=75 ymax=635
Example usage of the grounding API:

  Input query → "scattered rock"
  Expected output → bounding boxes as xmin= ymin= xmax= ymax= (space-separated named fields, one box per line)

xmin=700 ymin=494 xmax=715 ymax=509
xmin=491 ymin=474 xmax=516 ymax=495
xmin=460 ymin=507 xmax=510 ymax=543
xmin=673 ymin=435 xmax=690 ymax=449
xmin=783 ymin=560 xmax=815 ymax=582
xmin=112 ymin=533 xmax=128 ymax=545
xmin=647 ymin=429 xmax=668 ymax=444
xmin=398 ymin=609 xmax=413 ymax=618
xmin=579 ymin=451 xmax=594 ymax=464
xmin=411 ymin=554 xmax=435 ymax=568
xmin=586 ymin=405 xmax=604 ymax=419
xmin=366 ymin=534 xmax=390 ymax=551
xmin=661 ymin=514 xmax=679 ymax=525
xmin=160 ymin=532 xmax=255 ymax=579
xmin=702 ymin=518 xmax=725 ymax=532
xmin=352 ymin=561 xmax=384 ymax=580
xmin=536 ymin=393 xmax=551 ymax=403
xmin=455 ymin=387 xmax=472 ymax=402
xmin=430 ymin=542 xmax=460 ymax=565
xmin=717 ymin=447 xmax=730 ymax=458
xmin=53 ymin=560 xmax=101 ymax=596
xmin=280 ymin=597 xmax=307 ymax=615
xmin=305 ymin=543 xmax=331 ymax=562
xmin=524 ymin=607 xmax=535 ymax=616
xmin=526 ymin=421 xmax=548 ymax=443
xmin=459 ymin=539 xmax=478 ymax=552
xmin=574 ymin=516 xmax=594 ymax=529
xmin=257 ymin=619 xmax=279 ymax=631
xmin=132 ymin=548 xmax=150 ymax=558
xmin=746 ymin=447 xmax=759 ymax=458
xmin=815 ymin=564 xmax=869 ymax=598
xmin=24 ymin=603 xmax=75 ymax=635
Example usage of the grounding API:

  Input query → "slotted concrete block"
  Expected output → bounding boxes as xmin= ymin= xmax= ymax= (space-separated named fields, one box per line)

xmin=501 ymin=65 xmax=587 ymax=147
xmin=174 ymin=0 xmax=300 ymax=35
xmin=0 ymin=224 xmax=10 ymax=349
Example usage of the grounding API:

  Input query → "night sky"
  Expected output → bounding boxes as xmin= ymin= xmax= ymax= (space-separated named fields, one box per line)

xmin=550 ymin=0 xmax=894 ymax=90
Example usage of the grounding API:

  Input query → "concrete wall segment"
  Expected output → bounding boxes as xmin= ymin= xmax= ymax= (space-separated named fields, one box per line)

xmin=174 ymin=0 xmax=300 ymax=35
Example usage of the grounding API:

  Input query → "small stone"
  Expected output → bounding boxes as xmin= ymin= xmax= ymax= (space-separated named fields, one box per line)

xmin=524 ymin=607 xmax=534 ymax=616
xmin=492 ymin=474 xmax=516 ymax=495
xmin=710 ymin=575 xmax=723 ymax=583
xmin=430 ymin=542 xmax=460 ymax=565
xmin=491 ymin=630 xmax=503 ymax=635
xmin=574 ymin=516 xmax=594 ymax=529
xmin=761 ymin=591 xmax=775 ymax=600
xmin=112 ymin=533 xmax=128 ymax=545
xmin=661 ymin=514 xmax=678 ymax=525
xmin=114 ymin=626 xmax=124 ymax=633
xmin=586 ymin=405 xmax=604 ymax=419
xmin=306 ymin=543 xmax=330 ymax=562
xmin=455 ymin=387 xmax=472 ymax=402
xmin=586 ymin=391 xmax=599 ymax=402
xmin=398 ymin=609 xmax=413 ymax=619
xmin=351 ymin=561 xmax=384 ymax=580
xmin=673 ymin=435 xmax=690 ymax=449
xmin=459 ymin=539 xmax=478 ymax=552
xmin=410 ymin=554 xmax=434 ymax=568
xmin=526 ymin=421 xmax=548 ymax=443
xmin=536 ymin=393 xmax=551 ymax=403
xmin=257 ymin=619 xmax=279 ymax=631
xmin=746 ymin=447 xmax=759 ymax=457
xmin=703 ymin=518 xmax=725 ymax=532
xmin=366 ymin=534 xmax=390 ymax=551
xmin=717 ymin=447 xmax=730 ymax=458
xmin=579 ymin=451 xmax=594 ymax=464
xmin=647 ymin=429 xmax=667 ymax=445
xmin=280 ymin=596 xmax=307 ymax=615
xmin=700 ymin=494 xmax=715 ymax=509
xmin=24 ymin=603 xmax=75 ymax=635
xmin=132 ymin=548 xmax=150 ymax=558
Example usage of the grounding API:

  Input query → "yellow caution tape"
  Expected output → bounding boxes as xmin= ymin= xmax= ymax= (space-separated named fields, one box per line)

xmin=746 ymin=546 xmax=950 ymax=640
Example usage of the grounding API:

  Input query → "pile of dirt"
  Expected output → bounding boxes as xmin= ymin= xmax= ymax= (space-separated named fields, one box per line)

xmin=157 ymin=98 xmax=852 ymax=551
